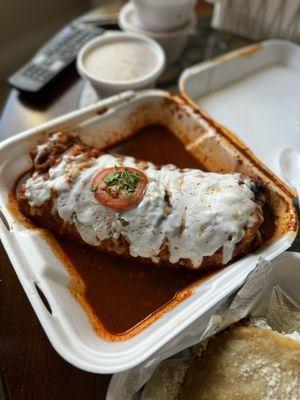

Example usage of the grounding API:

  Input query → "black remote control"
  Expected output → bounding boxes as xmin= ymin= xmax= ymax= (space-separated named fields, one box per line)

xmin=8 ymin=22 xmax=104 ymax=93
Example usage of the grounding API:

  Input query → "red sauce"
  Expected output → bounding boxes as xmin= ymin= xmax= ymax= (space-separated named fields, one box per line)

xmin=8 ymin=121 xmax=292 ymax=340
xmin=58 ymin=237 xmax=203 ymax=338
xmin=110 ymin=125 xmax=204 ymax=169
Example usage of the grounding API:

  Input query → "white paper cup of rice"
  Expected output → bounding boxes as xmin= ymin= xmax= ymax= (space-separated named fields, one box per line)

xmin=77 ymin=31 xmax=165 ymax=98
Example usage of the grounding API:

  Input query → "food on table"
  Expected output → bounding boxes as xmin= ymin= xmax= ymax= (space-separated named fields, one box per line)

xmin=17 ymin=131 xmax=265 ymax=271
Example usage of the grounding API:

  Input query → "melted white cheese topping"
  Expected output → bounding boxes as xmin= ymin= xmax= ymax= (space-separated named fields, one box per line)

xmin=24 ymin=152 xmax=260 ymax=268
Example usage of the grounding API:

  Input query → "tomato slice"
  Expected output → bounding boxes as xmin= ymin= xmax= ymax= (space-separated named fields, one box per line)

xmin=90 ymin=166 xmax=148 ymax=210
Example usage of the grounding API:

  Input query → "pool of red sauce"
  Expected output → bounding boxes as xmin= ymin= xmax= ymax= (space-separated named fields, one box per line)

xmin=59 ymin=238 xmax=206 ymax=338
xmin=51 ymin=125 xmax=212 ymax=339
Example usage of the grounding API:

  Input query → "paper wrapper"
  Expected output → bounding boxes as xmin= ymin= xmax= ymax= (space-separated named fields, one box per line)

xmin=119 ymin=256 xmax=294 ymax=399
xmin=266 ymin=284 xmax=300 ymax=334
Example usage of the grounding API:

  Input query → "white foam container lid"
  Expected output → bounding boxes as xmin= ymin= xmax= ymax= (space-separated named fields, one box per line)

xmin=0 ymin=89 xmax=296 ymax=374
xmin=179 ymin=39 xmax=300 ymax=180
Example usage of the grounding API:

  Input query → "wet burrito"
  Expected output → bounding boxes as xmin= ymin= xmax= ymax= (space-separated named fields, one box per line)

xmin=17 ymin=132 xmax=265 ymax=270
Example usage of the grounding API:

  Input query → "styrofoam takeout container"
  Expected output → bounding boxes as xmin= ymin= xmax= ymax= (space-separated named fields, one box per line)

xmin=106 ymin=251 xmax=300 ymax=400
xmin=132 ymin=0 xmax=196 ymax=32
xmin=77 ymin=31 xmax=165 ymax=98
xmin=0 ymin=89 xmax=297 ymax=373
xmin=119 ymin=2 xmax=196 ymax=65
xmin=179 ymin=39 xmax=300 ymax=180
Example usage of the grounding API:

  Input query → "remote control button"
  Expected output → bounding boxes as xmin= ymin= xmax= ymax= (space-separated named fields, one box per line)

xmin=49 ymin=60 xmax=64 ymax=72
xmin=33 ymin=54 xmax=47 ymax=65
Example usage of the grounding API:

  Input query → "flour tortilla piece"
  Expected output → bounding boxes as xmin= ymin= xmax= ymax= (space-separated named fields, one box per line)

xmin=142 ymin=326 xmax=300 ymax=400
xmin=180 ymin=326 xmax=300 ymax=400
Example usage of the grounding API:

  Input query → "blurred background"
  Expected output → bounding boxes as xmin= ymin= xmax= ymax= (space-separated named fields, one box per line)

xmin=1 ymin=0 xmax=299 ymax=109
xmin=0 ymin=0 xmax=215 ymax=109
xmin=0 ymin=0 xmax=121 ymax=106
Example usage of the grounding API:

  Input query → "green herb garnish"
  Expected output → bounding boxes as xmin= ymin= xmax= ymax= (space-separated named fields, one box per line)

xmin=118 ymin=217 xmax=129 ymax=227
xmin=104 ymin=165 xmax=140 ymax=195
xmin=91 ymin=184 xmax=98 ymax=192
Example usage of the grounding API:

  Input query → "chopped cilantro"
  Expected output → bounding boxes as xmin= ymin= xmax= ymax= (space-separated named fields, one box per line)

xmin=91 ymin=184 xmax=98 ymax=192
xmin=104 ymin=165 xmax=140 ymax=195
xmin=118 ymin=217 xmax=129 ymax=226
